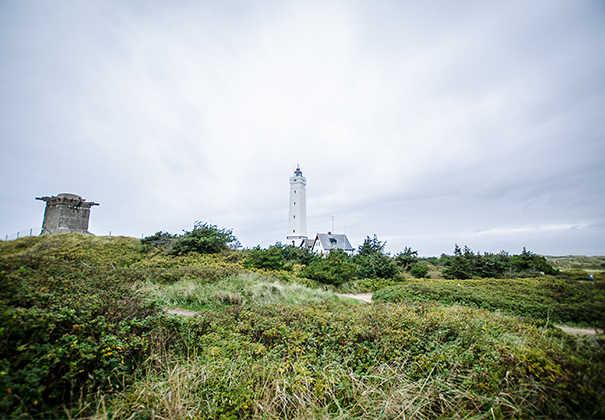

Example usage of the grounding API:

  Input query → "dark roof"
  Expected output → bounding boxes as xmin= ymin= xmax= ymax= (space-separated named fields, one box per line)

xmin=314 ymin=233 xmax=354 ymax=252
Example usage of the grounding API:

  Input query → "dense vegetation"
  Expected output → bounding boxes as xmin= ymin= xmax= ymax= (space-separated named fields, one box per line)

xmin=373 ymin=278 xmax=605 ymax=328
xmin=1 ymin=230 xmax=604 ymax=419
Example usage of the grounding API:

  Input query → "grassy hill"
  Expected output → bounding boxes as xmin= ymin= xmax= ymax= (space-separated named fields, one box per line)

xmin=1 ymin=234 xmax=604 ymax=419
xmin=545 ymin=255 xmax=605 ymax=271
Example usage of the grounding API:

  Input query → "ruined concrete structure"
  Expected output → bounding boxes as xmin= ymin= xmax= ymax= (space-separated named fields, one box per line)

xmin=36 ymin=193 xmax=99 ymax=235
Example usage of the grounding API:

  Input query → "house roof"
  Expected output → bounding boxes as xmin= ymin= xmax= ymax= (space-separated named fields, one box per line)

xmin=314 ymin=233 xmax=354 ymax=252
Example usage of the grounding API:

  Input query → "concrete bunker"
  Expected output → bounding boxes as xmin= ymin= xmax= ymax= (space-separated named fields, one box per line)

xmin=36 ymin=193 xmax=99 ymax=235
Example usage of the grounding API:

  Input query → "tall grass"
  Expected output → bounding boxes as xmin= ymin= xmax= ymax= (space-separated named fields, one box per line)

xmin=138 ymin=273 xmax=344 ymax=310
xmin=95 ymin=356 xmax=512 ymax=419
xmin=83 ymin=302 xmax=604 ymax=419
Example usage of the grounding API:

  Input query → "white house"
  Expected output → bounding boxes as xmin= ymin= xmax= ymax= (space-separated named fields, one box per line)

xmin=311 ymin=232 xmax=355 ymax=255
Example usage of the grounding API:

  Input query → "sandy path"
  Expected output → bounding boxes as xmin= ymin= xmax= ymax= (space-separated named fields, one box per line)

xmin=336 ymin=292 xmax=373 ymax=303
xmin=164 ymin=308 xmax=199 ymax=317
xmin=555 ymin=325 xmax=602 ymax=335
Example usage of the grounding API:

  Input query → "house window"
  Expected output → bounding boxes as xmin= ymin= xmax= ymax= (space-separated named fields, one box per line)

xmin=294 ymin=190 xmax=296 ymax=193
xmin=293 ymin=215 xmax=295 ymax=218
xmin=293 ymin=229 xmax=295 ymax=233
xmin=294 ymin=202 xmax=296 ymax=205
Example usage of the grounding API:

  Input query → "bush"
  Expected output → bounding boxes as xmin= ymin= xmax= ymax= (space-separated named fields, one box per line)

xmin=243 ymin=245 xmax=285 ymax=271
xmin=303 ymin=249 xmax=356 ymax=285
xmin=0 ymin=256 xmax=159 ymax=418
xmin=372 ymin=278 xmax=605 ymax=328
xmin=355 ymin=253 xmax=398 ymax=279
xmin=170 ymin=222 xmax=239 ymax=256
xmin=409 ymin=263 xmax=430 ymax=278
xmin=394 ymin=247 xmax=418 ymax=270
xmin=141 ymin=231 xmax=177 ymax=251
xmin=354 ymin=235 xmax=397 ymax=279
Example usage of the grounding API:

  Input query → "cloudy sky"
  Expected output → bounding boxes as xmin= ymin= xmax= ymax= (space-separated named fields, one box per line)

xmin=1 ymin=0 xmax=604 ymax=256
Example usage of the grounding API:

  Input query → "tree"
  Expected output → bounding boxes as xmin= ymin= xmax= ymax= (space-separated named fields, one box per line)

xmin=357 ymin=235 xmax=387 ymax=256
xmin=443 ymin=244 xmax=474 ymax=279
xmin=356 ymin=253 xmax=398 ymax=279
xmin=303 ymin=249 xmax=356 ymax=285
xmin=511 ymin=247 xmax=534 ymax=271
xmin=170 ymin=222 xmax=239 ymax=255
xmin=280 ymin=243 xmax=316 ymax=266
xmin=394 ymin=247 xmax=418 ymax=271
xmin=511 ymin=247 xmax=557 ymax=275
xmin=354 ymin=234 xmax=397 ymax=279
xmin=474 ymin=251 xmax=510 ymax=278
xmin=244 ymin=245 xmax=285 ymax=270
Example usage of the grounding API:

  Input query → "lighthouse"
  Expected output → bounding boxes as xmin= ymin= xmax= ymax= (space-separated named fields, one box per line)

xmin=287 ymin=166 xmax=307 ymax=246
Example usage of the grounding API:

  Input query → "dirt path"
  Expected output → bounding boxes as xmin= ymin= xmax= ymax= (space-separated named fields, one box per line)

xmin=555 ymin=325 xmax=602 ymax=335
xmin=164 ymin=308 xmax=199 ymax=317
xmin=336 ymin=292 xmax=373 ymax=303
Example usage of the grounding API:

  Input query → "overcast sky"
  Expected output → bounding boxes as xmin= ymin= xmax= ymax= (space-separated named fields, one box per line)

xmin=1 ymin=0 xmax=604 ymax=256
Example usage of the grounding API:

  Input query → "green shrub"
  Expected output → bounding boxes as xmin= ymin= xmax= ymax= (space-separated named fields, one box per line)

xmin=0 ymin=256 xmax=159 ymax=418
xmin=303 ymin=249 xmax=356 ymax=285
xmin=170 ymin=222 xmax=239 ymax=256
xmin=409 ymin=263 xmax=430 ymax=278
xmin=372 ymin=278 xmax=605 ymax=328
xmin=141 ymin=231 xmax=177 ymax=251
xmin=393 ymin=246 xmax=418 ymax=270
xmin=243 ymin=245 xmax=285 ymax=270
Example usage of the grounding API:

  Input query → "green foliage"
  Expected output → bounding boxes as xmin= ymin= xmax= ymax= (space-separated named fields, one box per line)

xmin=546 ymin=255 xmax=605 ymax=271
xmin=141 ymin=231 xmax=177 ymax=252
xmin=409 ymin=263 xmax=430 ymax=278
xmin=373 ymin=277 xmax=605 ymax=328
xmin=3 ymin=234 xmax=604 ymax=419
xmin=355 ymin=253 xmax=398 ymax=279
xmin=104 ymin=302 xmax=604 ymax=419
xmin=442 ymin=245 xmax=557 ymax=279
xmin=357 ymin=234 xmax=387 ymax=256
xmin=511 ymin=247 xmax=558 ymax=275
xmin=281 ymin=244 xmax=316 ymax=266
xmin=353 ymin=235 xmax=397 ymax=279
xmin=304 ymin=249 xmax=357 ymax=285
xmin=394 ymin=246 xmax=418 ymax=270
xmin=142 ymin=273 xmax=341 ymax=309
xmin=0 ymin=256 xmax=158 ymax=418
xmin=170 ymin=222 xmax=239 ymax=256
xmin=243 ymin=245 xmax=285 ymax=271
xmin=442 ymin=244 xmax=474 ymax=279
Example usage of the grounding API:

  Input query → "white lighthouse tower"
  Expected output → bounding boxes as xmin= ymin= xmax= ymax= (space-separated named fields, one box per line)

xmin=287 ymin=166 xmax=307 ymax=246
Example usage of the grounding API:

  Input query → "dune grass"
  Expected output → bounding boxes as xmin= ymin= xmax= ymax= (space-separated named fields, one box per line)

xmin=138 ymin=272 xmax=346 ymax=310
